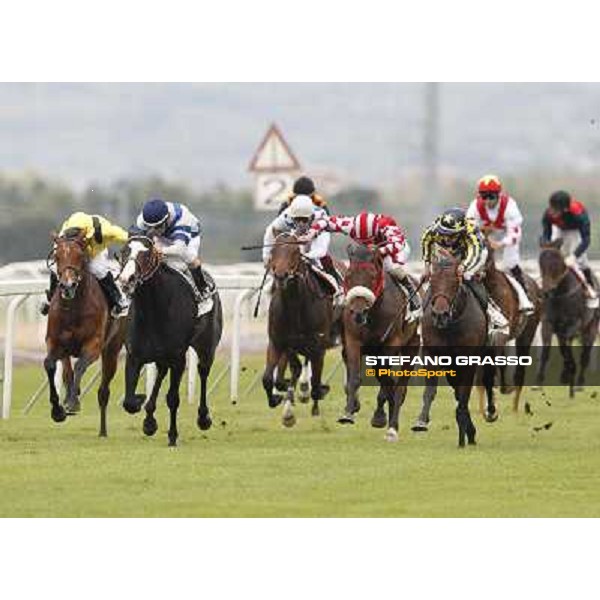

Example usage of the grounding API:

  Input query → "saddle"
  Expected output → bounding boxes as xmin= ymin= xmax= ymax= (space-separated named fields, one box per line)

xmin=306 ymin=261 xmax=340 ymax=296
xmin=164 ymin=264 xmax=216 ymax=316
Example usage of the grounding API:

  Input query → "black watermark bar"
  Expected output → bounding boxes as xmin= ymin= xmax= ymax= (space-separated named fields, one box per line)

xmin=360 ymin=345 xmax=600 ymax=387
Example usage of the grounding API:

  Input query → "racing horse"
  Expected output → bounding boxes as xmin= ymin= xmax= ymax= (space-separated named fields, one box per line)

xmin=339 ymin=242 xmax=420 ymax=442
xmin=118 ymin=235 xmax=223 ymax=446
xmin=262 ymin=232 xmax=339 ymax=426
xmin=537 ymin=240 xmax=599 ymax=397
xmin=43 ymin=228 xmax=127 ymax=436
xmin=475 ymin=242 xmax=542 ymax=417
xmin=418 ymin=247 xmax=490 ymax=447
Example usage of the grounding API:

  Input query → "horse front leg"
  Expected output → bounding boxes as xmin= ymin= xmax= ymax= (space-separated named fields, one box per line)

xmin=197 ymin=363 xmax=213 ymax=431
xmin=386 ymin=377 xmax=408 ymax=443
xmin=576 ymin=325 xmax=596 ymax=390
xmin=454 ymin=370 xmax=476 ymax=448
xmin=482 ymin=364 xmax=498 ymax=422
xmin=338 ymin=339 xmax=361 ymax=425
xmin=66 ymin=351 xmax=97 ymax=414
xmin=166 ymin=358 xmax=185 ymax=447
xmin=123 ymin=353 xmax=146 ymax=414
xmin=558 ymin=337 xmax=576 ymax=398
xmin=263 ymin=342 xmax=283 ymax=408
xmin=282 ymin=352 xmax=301 ymax=428
xmin=142 ymin=362 xmax=168 ymax=437
xmin=535 ymin=320 xmax=553 ymax=386
xmin=309 ymin=351 xmax=325 ymax=417
xmin=412 ymin=375 xmax=438 ymax=432
xmin=44 ymin=351 xmax=67 ymax=423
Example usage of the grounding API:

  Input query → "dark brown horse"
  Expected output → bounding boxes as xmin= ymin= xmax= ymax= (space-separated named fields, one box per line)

xmin=339 ymin=243 xmax=420 ymax=442
xmin=44 ymin=229 xmax=126 ymax=436
xmin=537 ymin=241 xmax=599 ymax=397
xmin=118 ymin=236 xmax=223 ymax=446
xmin=262 ymin=232 xmax=338 ymax=426
xmin=419 ymin=248 xmax=489 ymax=447
xmin=477 ymin=244 xmax=542 ymax=416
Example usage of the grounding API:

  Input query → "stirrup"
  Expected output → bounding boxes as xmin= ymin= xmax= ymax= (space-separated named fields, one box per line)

xmin=586 ymin=297 xmax=599 ymax=309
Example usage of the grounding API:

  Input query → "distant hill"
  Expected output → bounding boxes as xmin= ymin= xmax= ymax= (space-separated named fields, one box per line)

xmin=1 ymin=83 xmax=600 ymax=189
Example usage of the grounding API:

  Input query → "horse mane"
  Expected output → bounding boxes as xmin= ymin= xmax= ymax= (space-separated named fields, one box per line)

xmin=347 ymin=242 xmax=374 ymax=262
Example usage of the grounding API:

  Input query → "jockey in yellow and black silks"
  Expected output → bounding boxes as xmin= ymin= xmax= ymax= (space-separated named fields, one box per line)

xmin=41 ymin=212 xmax=129 ymax=317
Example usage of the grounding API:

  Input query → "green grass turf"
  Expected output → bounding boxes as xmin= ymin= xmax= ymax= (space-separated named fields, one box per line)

xmin=1 ymin=352 xmax=600 ymax=517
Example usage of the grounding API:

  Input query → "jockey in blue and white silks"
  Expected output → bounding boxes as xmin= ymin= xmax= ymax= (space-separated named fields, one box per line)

xmin=133 ymin=198 xmax=212 ymax=316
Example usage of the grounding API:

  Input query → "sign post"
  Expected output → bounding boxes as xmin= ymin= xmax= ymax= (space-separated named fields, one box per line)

xmin=248 ymin=124 xmax=301 ymax=211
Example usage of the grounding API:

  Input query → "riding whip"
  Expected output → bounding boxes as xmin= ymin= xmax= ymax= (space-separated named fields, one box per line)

xmin=253 ymin=266 xmax=269 ymax=318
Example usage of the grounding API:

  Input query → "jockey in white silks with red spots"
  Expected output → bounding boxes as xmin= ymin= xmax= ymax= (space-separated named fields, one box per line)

xmin=133 ymin=198 xmax=213 ymax=316
xmin=466 ymin=174 xmax=534 ymax=314
xmin=302 ymin=211 xmax=421 ymax=321
xmin=262 ymin=195 xmax=341 ymax=292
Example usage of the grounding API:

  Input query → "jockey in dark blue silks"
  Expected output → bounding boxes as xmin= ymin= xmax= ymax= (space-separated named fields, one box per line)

xmin=133 ymin=198 xmax=213 ymax=316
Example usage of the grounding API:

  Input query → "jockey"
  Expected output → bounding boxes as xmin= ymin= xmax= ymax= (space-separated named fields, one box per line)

xmin=422 ymin=207 xmax=509 ymax=336
xmin=541 ymin=190 xmax=598 ymax=308
xmin=40 ymin=212 xmax=129 ymax=317
xmin=263 ymin=195 xmax=340 ymax=288
xmin=302 ymin=211 xmax=422 ymax=321
xmin=277 ymin=175 xmax=329 ymax=216
xmin=134 ymin=198 xmax=213 ymax=316
xmin=466 ymin=174 xmax=534 ymax=313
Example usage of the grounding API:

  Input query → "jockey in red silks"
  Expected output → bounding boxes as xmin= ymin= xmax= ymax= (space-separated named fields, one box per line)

xmin=301 ymin=211 xmax=421 ymax=321
xmin=466 ymin=174 xmax=534 ymax=314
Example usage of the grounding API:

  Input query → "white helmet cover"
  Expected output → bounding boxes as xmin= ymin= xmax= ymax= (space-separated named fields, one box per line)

xmin=289 ymin=195 xmax=314 ymax=219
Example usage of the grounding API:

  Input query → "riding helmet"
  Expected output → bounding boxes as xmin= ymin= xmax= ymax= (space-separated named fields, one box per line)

xmin=293 ymin=176 xmax=316 ymax=196
xmin=549 ymin=190 xmax=571 ymax=212
xmin=477 ymin=174 xmax=502 ymax=194
xmin=437 ymin=208 xmax=467 ymax=235
xmin=289 ymin=195 xmax=314 ymax=219
xmin=142 ymin=198 xmax=170 ymax=227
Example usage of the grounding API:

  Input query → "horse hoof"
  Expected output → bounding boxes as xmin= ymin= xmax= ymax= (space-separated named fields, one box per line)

xmin=123 ymin=394 xmax=145 ymax=414
xmin=484 ymin=411 xmax=498 ymax=423
xmin=311 ymin=404 xmax=320 ymax=417
xmin=168 ymin=440 xmax=177 ymax=447
xmin=51 ymin=405 xmax=67 ymax=423
xmin=282 ymin=413 xmax=296 ymax=428
xmin=337 ymin=414 xmax=355 ymax=425
xmin=468 ymin=439 xmax=477 ymax=446
xmin=197 ymin=414 xmax=213 ymax=431
xmin=371 ymin=412 xmax=387 ymax=429
xmin=384 ymin=428 xmax=399 ymax=443
xmin=268 ymin=394 xmax=283 ymax=409
xmin=320 ymin=384 xmax=331 ymax=398
xmin=411 ymin=420 xmax=429 ymax=433
xmin=143 ymin=418 xmax=158 ymax=437
xmin=65 ymin=399 xmax=81 ymax=415
xmin=298 ymin=393 xmax=310 ymax=404
xmin=574 ymin=385 xmax=584 ymax=393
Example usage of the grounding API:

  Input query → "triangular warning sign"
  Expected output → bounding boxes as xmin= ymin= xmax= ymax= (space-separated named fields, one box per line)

xmin=248 ymin=124 xmax=301 ymax=173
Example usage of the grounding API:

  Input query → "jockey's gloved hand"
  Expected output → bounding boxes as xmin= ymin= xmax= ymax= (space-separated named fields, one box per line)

xmin=565 ymin=254 xmax=578 ymax=268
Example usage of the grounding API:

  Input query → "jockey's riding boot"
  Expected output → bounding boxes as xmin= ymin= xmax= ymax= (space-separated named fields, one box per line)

xmin=509 ymin=265 xmax=535 ymax=314
xmin=40 ymin=272 xmax=59 ymax=315
xmin=398 ymin=275 xmax=422 ymax=322
xmin=189 ymin=265 xmax=214 ymax=317
xmin=98 ymin=272 xmax=129 ymax=318
xmin=582 ymin=267 xmax=599 ymax=308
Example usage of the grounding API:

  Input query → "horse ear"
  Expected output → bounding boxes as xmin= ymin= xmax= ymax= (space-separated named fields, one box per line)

xmin=50 ymin=230 xmax=58 ymax=242
xmin=552 ymin=238 xmax=563 ymax=250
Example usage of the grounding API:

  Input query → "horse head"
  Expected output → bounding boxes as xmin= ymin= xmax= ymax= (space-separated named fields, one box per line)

xmin=344 ymin=243 xmax=383 ymax=326
xmin=269 ymin=232 xmax=303 ymax=290
xmin=118 ymin=235 xmax=160 ymax=296
xmin=53 ymin=228 xmax=88 ymax=301
xmin=429 ymin=247 xmax=462 ymax=328
xmin=539 ymin=241 xmax=567 ymax=295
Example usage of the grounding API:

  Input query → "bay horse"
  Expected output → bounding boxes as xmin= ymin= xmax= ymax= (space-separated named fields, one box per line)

xmin=44 ymin=228 xmax=126 ymax=436
xmin=475 ymin=243 xmax=542 ymax=417
xmin=339 ymin=242 xmax=420 ymax=442
xmin=419 ymin=248 xmax=489 ymax=447
xmin=537 ymin=240 xmax=599 ymax=397
xmin=118 ymin=236 xmax=223 ymax=446
xmin=262 ymin=232 xmax=338 ymax=427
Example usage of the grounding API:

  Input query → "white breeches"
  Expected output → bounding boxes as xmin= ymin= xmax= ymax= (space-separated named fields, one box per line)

xmin=89 ymin=249 xmax=119 ymax=279
xmin=156 ymin=236 xmax=201 ymax=267
xmin=551 ymin=226 xmax=589 ymax=268
xmin=497 ymin=243 xmax=520 ymax=271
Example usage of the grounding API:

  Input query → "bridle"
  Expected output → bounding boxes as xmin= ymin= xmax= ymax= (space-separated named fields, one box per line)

xmin=53 ymin=236 xmax=88 ymax=300
xmin=119 ymin=236 xmax=161 ymax=291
